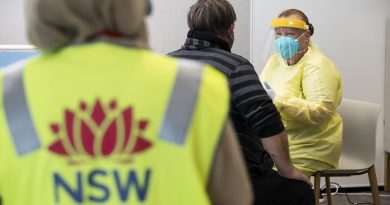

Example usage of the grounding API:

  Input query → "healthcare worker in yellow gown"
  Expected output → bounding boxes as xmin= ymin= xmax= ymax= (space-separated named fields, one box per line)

xmin=260 ymin=9 xmax=343 ymax=176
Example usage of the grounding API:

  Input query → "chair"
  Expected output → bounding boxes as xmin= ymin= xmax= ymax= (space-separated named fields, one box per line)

xmin=313 ymin=99 xmax=381 ymax=205
xmin=385 ymin=128 xmax=390 ymax=192
xmin=386 ymin=150 xmax=390 ymax=192
xmin=385 ymin=16 xmax=390 ymax=193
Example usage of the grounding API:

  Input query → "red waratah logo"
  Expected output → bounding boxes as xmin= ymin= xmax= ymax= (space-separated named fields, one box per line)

xmin=48 ymin=99 xmax=152 ymax=163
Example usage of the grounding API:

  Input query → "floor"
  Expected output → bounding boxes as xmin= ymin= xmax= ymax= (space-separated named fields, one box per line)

xmin=322 ymin=191 xmax=390 ymax=205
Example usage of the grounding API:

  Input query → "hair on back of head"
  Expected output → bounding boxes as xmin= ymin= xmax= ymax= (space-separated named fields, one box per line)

xmin=187 ymin=0 xmax=236 ymax=35
xmin=278 ymin=9 xmax=314 ymax=36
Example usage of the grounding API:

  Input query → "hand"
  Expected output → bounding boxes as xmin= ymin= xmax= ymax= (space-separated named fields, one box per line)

xmin=279 ymin=166 xmax=312 ymax=187
xmin=262 ymin=81 xmax=276 ymax=100
xmin=261 ymin=133 xmax=312 ymax=186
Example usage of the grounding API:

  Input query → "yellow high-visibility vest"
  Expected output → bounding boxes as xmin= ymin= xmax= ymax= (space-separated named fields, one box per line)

xmin=0 ymin=43 xmax=229 ymax=205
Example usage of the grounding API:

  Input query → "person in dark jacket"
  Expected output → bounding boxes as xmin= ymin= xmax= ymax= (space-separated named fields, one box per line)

xmin=168 ymin=1 xmax=315 ymax=204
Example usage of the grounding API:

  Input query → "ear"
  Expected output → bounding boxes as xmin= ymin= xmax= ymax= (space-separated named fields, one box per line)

xmin=146 ymin=0 xmax=152 ymax=15
xmin=306 ymin=31 xmax=311 ymax=38
xmin=304 ymin=31 xmax=311 ymax=43
xmin=225 ymin=24 xmax=235 ymax=48
xmin=226 ymin=24 xmax=235 ymax=41
xmin=228 ymin=24 xmax=235 ymax=34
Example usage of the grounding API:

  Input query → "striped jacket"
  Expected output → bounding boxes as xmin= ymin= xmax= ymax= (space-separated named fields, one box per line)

xmin=168 ymin=30 xmax=285 ymax=175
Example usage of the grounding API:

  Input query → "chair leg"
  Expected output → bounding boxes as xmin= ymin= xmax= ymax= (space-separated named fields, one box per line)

xmin=368 ymin=165 xmax=381 ymax=205
xmin=314 ymin=172 xmax=321 ymax=205
xmin=385 ymin=152 xmax=390 ymax=192
xmin=325 ymin=176 xmax=332 ymax=205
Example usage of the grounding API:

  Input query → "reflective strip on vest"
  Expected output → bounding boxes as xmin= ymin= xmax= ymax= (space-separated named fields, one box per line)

xmin=160 ymin=60 xmax=204 ymax=145
xmin=2 ymin=58 xmax=203 ymax=155
xmin=3 ymin=61 xmax=41 ymax=156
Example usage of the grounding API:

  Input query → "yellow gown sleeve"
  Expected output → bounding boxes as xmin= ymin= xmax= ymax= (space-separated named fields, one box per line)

xmin=274 ymin=65 xmax=341 ymax=125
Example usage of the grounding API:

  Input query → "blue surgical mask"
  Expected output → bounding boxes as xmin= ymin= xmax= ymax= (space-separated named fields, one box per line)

xmin=274 ymin=36 xmax=300 ymax=60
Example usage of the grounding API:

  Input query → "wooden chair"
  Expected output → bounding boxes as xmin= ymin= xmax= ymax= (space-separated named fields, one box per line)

xmin=385 ymin=151 xmax=390 ymax=192
xmin=313 ymin=99 xmax=381 ymax=205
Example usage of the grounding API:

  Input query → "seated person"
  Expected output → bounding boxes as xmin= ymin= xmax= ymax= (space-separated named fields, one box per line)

xmin=169 ymin=1 xmax=315 ymax=205
xmin=260 ymin=9 xmax=343 ymax=176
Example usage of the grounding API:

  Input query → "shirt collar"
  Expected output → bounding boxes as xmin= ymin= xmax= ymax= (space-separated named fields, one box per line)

xmin=182 ymin=30 xmax=231 ymax=52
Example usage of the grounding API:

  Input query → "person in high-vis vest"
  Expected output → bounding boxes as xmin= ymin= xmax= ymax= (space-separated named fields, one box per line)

xmin=0 ymin=0 xmax=253 ymax=205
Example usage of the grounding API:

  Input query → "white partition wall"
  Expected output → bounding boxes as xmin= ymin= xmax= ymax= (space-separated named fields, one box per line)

xmin=0 ymin=0 xmax=251 ymax=59
xmin=385 ymin=19 xmax=390 ymax=154
xmin=251 ymin=0 xmax=390 ymax=187
xmin=0 ymin=0 xmax=28 ymax=44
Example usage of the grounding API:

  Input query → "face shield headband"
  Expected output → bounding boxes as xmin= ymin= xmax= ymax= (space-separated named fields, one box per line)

xmin=271 ymin=18 xmax=309 ymax=30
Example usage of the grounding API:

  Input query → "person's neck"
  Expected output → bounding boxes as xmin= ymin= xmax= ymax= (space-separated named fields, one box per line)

xmin=187 ymin=30 xmax=231 ymax=52
xmin=86 ymin=30 xmax=148 ymax=49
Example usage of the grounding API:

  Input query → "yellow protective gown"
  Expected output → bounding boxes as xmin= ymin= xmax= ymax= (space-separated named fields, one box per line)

xmin=260 ymin=45 xmax=343 ymax=176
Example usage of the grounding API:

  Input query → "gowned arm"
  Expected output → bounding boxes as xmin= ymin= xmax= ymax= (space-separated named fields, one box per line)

xmin=274 ymin=65 xmax=341 ymax=125
xmin=230 ymin=63 xmax=284 ymax=137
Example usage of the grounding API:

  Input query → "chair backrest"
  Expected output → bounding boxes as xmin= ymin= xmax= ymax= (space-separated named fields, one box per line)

xmin=337 ymin=98 xmax=381 ymax=170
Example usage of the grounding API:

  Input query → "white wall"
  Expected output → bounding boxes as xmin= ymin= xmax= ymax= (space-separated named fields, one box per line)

xmin=147 ymin=0 xmax=250 ymax=58
xmin=0 ymin=0 xmax=28 ymax=44
xmin=251 ymin=0 xmax=390 ymax=187
xmin=386 ymin=19 xmax=390 ymax=153
xmin=0 ymin=0 xmax=251 ymax=59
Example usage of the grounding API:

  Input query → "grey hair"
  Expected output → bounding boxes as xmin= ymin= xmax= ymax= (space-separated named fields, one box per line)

xmin=26 ymin=0 xmax=149 ymax=51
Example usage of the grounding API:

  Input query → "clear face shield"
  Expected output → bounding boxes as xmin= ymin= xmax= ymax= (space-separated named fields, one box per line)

xmin=260 ymin=18 xmax=309 ymax=67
